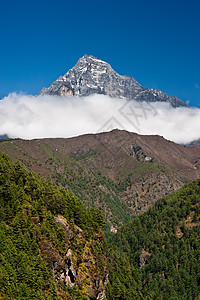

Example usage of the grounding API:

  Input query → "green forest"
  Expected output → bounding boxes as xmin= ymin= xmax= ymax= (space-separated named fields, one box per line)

xmin=110 ymin=179 xmax=200 ymax=299
xmin=0 ymin=150 xmax=104 ymax=299
xmin=0 ymin=149 xmax=200 ymax=299
xmin=0 ymin=151 xmax=149 ymax=299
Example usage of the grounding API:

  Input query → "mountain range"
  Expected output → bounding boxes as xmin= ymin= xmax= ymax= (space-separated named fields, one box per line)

xmin=1 ymin=132 xmax=200 ymax=299
xmin=189 ymin=138 xmax=200 ymax=145
xmin=1 ymin=129 xmax=200 ymax=233
xmin=1 ymin=55 xmax=200 ymax=299
xmin=39 ymin=55 xmax=187 ymax=108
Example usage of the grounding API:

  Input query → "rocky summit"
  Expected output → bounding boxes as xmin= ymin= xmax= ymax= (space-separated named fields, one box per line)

xmin=39 ymin=54 xmax=187 ymax=108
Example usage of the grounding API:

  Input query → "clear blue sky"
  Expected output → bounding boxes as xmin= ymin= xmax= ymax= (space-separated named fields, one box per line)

xmin=0 ymin=0 xmax=200 ymax=106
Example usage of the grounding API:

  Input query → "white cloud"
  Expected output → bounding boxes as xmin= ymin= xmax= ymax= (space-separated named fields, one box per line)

xmin=0 ymin=93 xmax=200 ymax=144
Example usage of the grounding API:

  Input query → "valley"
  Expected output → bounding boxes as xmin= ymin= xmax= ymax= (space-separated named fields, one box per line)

xmin=1 ymin=129 xmax=200 ymax=233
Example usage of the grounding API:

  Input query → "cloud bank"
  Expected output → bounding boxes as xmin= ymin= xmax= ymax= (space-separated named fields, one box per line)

xmin=0 ymin=93 xmax=200 ymax=144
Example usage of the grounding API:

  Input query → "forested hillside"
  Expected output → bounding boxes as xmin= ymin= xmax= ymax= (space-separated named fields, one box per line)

xmin=110 ymin=179 xmax=200 ymax=299
xmin=0 ymin=150 xmax=151 ymax=299
xmin=0 ymin=150 xmax=108 ymax=299
xmin=1 ymin=147 xmax=200 ymax=299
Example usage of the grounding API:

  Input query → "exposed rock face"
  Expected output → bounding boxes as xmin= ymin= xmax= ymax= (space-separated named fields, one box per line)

xmin=55 ymin=215 xmax=74 ymax=240
xmin=39 ymin=215 xmax=108 ymax=299
xmin=139 ymin=249 xmax=151 ymax=268
xmin=39 ymin=55 xmax=187 ymax=108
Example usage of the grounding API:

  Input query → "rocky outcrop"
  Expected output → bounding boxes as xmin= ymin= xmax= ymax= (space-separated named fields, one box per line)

xmin=39 ymin=54 xmax=187 ymax=108
xmin=39 ymin=215 xmax=108 ymax=299
xmin=139 ymin=249 xmax=151 ymax=268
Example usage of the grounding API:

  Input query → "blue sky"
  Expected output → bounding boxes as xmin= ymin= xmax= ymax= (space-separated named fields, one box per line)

xmin=0 ymin=0 xmax=200 ymax=106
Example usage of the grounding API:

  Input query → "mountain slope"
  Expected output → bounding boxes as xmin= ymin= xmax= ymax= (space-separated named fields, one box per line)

xmin=1 ymin=130 xmax=200 ymax=233
xmin=0 ymin=150 xmax=108 ymax=299
xmin=109 ymin=178 xmax=200 ymax=299
xmin=39 ymin=55 xmax=187 ymax=108
xmin=0 ymin=150 xmax=153 ymax=300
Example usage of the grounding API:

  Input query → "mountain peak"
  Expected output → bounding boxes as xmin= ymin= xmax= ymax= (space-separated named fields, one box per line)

xmin=38 ymin=55 xmax=188 ymax=107
xmin=79 ymin=54 xmax=107 ymax=63
xmin=81 ymin=54 xmax=101 ymax=60
xmin=68 ymin=54 xmax=112 ymax=75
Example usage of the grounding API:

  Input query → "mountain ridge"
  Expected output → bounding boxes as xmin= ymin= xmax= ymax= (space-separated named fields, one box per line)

xmin=39 ymin=55 xmax=187 ymax=108
xmin=1 ymin=129 xmax=200 ymax=232
xmin=1 ymin=144 xmax=200 ymax=299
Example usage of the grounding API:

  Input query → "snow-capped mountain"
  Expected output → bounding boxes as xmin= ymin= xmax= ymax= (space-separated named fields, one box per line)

xmin=39 ymin=55 xmax=187 ymax=107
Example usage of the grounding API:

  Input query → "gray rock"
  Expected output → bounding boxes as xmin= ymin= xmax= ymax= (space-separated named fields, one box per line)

xmin=55 ymin=215 xmax=74 ymax=240
xmin=39 ymin=55 xmax=187 ymax=108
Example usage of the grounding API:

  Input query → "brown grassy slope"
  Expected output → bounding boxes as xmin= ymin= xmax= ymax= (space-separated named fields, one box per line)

xmin=1 ymin=129 xmax=200 ymax=230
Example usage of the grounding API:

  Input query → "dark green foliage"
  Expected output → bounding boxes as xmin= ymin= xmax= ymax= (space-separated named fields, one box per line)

xmin=37 ymin=142 xmax=132 ymax=230
xmin=106 ymin=252 xmax=153 ymax=300
xmin=2 ymin=147 xmax=200 ymax=299
xmin=109 ymin=179 xmax=200 ymax=299
xmin=0 ymin=152 xmax=104 ymax=237
xmin=0 ymin=220 xmax=55 ymax=299
xmin=55 ymin=164 xmax=132 ymax=237
xmin=0 ymin=151 xmax=105 ymax=299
